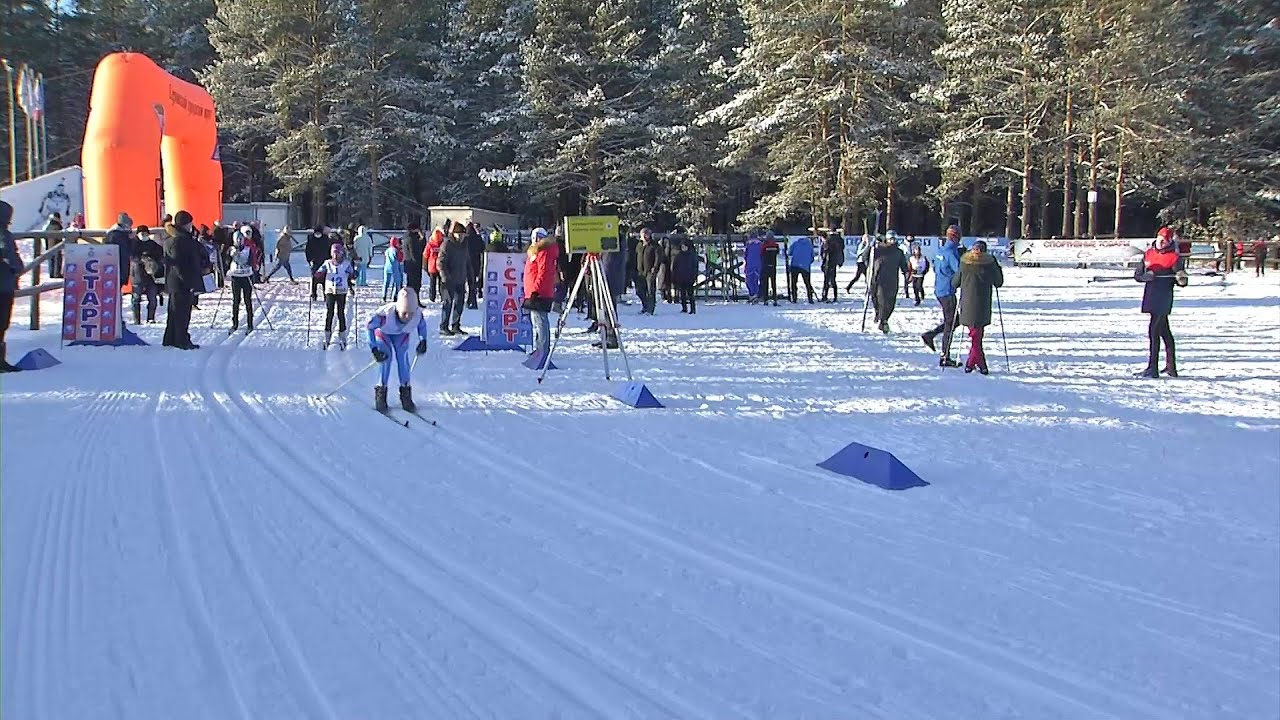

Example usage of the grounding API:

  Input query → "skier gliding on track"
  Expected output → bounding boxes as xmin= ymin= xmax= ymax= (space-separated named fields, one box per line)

xmin=367 ymin=288 xmax=430 ymax=413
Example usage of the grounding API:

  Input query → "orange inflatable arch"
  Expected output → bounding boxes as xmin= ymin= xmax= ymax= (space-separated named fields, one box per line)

xmin=82 ymin=52 xmax=222 ymax=229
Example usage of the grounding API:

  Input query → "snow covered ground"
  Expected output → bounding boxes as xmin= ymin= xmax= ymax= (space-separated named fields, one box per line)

xmin=2 ymin=260 xmax=1278 ymax=720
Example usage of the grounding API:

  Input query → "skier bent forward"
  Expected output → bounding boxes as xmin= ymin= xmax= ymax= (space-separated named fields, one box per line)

xmin=367 ymin=288 xmax=429 ymax=413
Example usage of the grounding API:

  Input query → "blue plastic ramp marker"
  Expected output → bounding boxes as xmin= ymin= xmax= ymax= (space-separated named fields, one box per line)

xmin=454 ymin=336 xmax=488 ymax=351
xmin=522 ymin=351 xmax=557 ymax=370
xmin=455 ymin=336 xmax=524 ymax=352
xmin=14 ymin=348 xmax=61 ymax=371
xmin=612 ymin=382 xmax=663 ymax=409
xmin=817 ymin=441 xmax=928 ymax=490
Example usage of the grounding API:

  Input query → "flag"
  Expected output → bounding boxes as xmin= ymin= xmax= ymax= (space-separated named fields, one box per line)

xmin=30 ymin=73 xmax=44 ymax=122
xmin=14 ymin=64 xmax=30 ymax=117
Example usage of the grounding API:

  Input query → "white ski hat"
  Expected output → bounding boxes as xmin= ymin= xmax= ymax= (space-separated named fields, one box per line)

xmin=395 ymin=287 xmax=418 ymax=318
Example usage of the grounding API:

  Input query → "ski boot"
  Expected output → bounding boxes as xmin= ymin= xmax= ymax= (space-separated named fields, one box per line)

xmin=228 ymin=321 xmax=239 ymax=336
xmin=450 ymin=325 xmax=468 ymax=336
xmin=922 ymin=332 xmax=937 ymax=351
xmin=939 ymin=356 xmax=960 ymax=368
xmin=375 ymin=385 xmax=389 ymax=412
xmin=133 ymin=307 xmax=142 ymax=325
xmin=245 ymin=322 xmax=253 ymax=335
xmin=323 ymin=331 xmax=332 ymax=349
xmin=399 ymin=385 xmax=416 ymax=413
xmin=337 ymin=333 xmax=347 ymax=350
xmin=1134 ymin=365 xmax=1160 ymax=378
xmin=879 ymin=321 xmax=890 ymax=334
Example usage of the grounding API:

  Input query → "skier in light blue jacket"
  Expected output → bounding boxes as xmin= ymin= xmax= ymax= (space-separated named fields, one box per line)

xmin=368 ymin=288 xmax=429 ymax=413
xmin=922 ymin=225 xmax=964 ymax=367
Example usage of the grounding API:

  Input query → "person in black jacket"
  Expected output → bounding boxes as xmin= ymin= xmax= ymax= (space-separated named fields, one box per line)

xmin=671 ymin=239 xmax=699 ymax=314
xmin=130 ymin=225 xmax=165 ymax=324
xmin=162 ymin=211 xmax=204 ymax=349
xmin=0 ymin=201 xmax=23 ymax=372
xmin=637 ymin=231 xmax=665 ymax=315
xmin=305 ymin=226 xmax=329 ymax=301
xmin=465 ymin=222 xmax=485 ymax=308
xmin=821 ymin=231 xmax=845 ymax=302
xmin=437 ymin=225 xmax=470 ymax=335
xmin=402 ymin=223 xmax=427 ymax=301
xmin=869 ymin=235 xmax=908 ymax=333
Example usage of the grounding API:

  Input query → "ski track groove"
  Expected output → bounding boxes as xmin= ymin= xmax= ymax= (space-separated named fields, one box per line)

xmin=200 ymin=331 xmax=343 ymax=720
xmin=427 ymin=411 xmax=1181 ymax=720
xmin=342 ymin=408 xmax=915 ymax=718
xmin=16 ymin=478 xmax=54 ymax=719
xmin=524 ymin=406 xmax=1277 ymax=659
xmin=226 ymin=388 xmax=704 ymax=720
xmin=150 ymin=387 xmax=253 ymax=720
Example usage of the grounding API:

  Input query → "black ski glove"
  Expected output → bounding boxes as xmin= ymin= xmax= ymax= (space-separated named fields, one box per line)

xmin=416 ymin=339 xmax=428 ymax=355
xmin=372 ymin=347 xmax=388 ymax=363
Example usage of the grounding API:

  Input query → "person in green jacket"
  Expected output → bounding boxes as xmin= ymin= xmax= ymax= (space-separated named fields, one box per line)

xmin=951 ymin=240 xmax=1004 ymax=374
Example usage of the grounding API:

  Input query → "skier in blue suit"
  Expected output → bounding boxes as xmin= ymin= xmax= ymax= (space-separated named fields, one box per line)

xmin=367 ymin=288 xmax=429 ymax=413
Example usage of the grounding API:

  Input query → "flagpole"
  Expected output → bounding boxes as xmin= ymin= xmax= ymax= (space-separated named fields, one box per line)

xmin=24 ymin=108 xmax=33 ymax=180
xmin=1 ymin=59 xmax=15 ymax=185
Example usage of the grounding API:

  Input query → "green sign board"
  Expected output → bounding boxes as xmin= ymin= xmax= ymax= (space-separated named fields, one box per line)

xmin=564 ymin=215 xmax=621 ymax=254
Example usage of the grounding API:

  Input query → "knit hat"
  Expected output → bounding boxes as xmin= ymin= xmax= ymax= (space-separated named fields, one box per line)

xmin=395 ymin=287 xmax=418 ymax=318
xmin=174 ymin=210 xmax=194 ymax=228
xmin=117 ymin=212 xmax=132 ymax=227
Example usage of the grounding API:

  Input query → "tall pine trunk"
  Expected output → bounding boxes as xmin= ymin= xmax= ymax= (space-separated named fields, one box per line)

xmin=1004 ymin=186 xmax=1016 ymax=240
xmin=1061 ymin=89 xmax=1074 ymax=237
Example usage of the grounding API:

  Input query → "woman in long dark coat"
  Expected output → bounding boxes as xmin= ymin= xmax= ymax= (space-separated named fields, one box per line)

xmin=951 ymin=240 xmax=1004 ymax=374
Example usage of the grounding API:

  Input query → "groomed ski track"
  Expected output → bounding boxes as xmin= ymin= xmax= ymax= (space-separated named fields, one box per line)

xmin=3 ymin=270 xmax=1278 ymax=719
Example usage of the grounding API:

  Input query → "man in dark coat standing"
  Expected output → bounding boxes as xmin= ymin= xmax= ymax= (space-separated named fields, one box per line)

xmin=821 ymin=231 xmax=845 ymax=302
xmin=403 ymin=223 xmax=427 ymax=302
xmin=951 ymin=240 xmax=1004 ymax=374
xmin=869 ymin=233 xmax=908 ymax=333
xmin=465 ymin=222 xmax=485 ymax=308
xmin=436 ymin=224 xmax=470 ymax=335
xmin=0 ymin=201 xmax=24 ymax=372
xmin=305 ymin=226 xmax=329 ymax=301
xmin=163 ymin=210 xmax=205 ymax=350
xmin=637 ymin=230 xmax=665 ymax=315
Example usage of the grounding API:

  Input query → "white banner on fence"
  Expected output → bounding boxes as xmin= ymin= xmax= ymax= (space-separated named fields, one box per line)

xmin=1011 ymin=238 xmax=1147 ymax=266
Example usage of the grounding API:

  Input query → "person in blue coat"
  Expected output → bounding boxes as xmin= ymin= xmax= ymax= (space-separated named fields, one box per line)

xmin=921 ymin=225 xmax=964 ymax=367
xmin=367 ymin=288 xmax=430 ymax=412
xmin=787 ymin=235 xmax=816 ymax=303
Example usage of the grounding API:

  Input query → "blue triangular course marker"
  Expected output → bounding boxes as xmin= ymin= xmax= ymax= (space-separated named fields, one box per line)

xmin=14 ymin=348 xmax=61 ymax=371
xmin=612 ymin=382 xmax=663 ymax=409
xmin=67 ymin=327 xmax=149 ymax=348
xmin=817 ymin=441 xmax=928 ymax=491
xmin=522 ymin=351 xmax=557 ymax=370
xmin=454 ymin=336 xmax=524 ymax=352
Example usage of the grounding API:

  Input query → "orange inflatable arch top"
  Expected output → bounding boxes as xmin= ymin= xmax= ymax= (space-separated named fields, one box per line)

xmin=82 ymin=52 xmax=222 ymax=229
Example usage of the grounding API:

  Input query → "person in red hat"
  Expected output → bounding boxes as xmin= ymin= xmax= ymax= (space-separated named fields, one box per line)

xmin=1134 ymin=227 xmax=1188 ymax=377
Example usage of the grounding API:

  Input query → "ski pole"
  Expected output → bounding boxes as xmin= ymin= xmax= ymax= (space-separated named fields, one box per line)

xmin=251 ymin=282 xmax=275 ymax=331
xmin=306 ymin=293 xmax=313 ymax=345
xmin=995 ymin=285 xmax=1010 ymax=373
xmin=323 ymin=359 xmax=378 ymax=399
xmin=208 ymin=281 xmax=226 ymax=328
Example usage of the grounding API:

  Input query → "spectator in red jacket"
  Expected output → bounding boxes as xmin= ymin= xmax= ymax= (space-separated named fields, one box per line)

xmin=522 ymin=227 xmax=559 ymax=359
xmin=425 ymin=228 xmax=444 ymax=302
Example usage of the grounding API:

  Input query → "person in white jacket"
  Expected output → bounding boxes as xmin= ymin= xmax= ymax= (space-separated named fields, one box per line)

xmin=227 ymin=229 xmax=258 ymax=334
xmin=354 ymin=225 xmax=374 ymax=287
xmin=318 ymin=242 xmax=357 ymax=349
